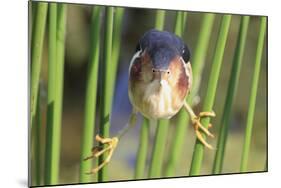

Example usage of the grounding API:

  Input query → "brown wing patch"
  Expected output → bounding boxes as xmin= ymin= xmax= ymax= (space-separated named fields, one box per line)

xmin=129 ymin=57 xmax=142 ymax=81
xmin=167 ymin=56 xmax=190 ymax=99
xmin=130 ymin=50 xmax=153 ymax=82
xmin=166 ymin=57 xmax=190 ymax=111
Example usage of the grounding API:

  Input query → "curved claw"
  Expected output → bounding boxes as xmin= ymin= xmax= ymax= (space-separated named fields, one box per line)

xmin=192 ymin=118 xmax=215 ymax=149
xmin=196 ymin=121 xmax=214 ymax=138
xmin=183 ymin=101 xmax=216 ymax=150
xmin=84 ymin=135 xmax=119 ymax=174
xmin=195 ymin=130 xmax=214 ymax=150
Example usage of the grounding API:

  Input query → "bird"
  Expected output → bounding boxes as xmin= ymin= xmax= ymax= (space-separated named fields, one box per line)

xmin=84 ymin=29 xmax=215 ymax=174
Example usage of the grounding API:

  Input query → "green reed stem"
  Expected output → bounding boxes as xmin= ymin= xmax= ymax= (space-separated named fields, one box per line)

xmin=174 ymin=12 xmax=183 ymax=35
xmin=189 ymin=15 xmax=232 ymax=176
xmin=98 ymin=7 xmax=114 ymax=182
xmin=111 ymin=7 xmax=124 ymax=79
xmin=44 ymin=2 xmax=57 ymax=184
xmin=213 ymin=16 xmax=250 ymax=174
xmin=165 ymin=13 xmax=215 ymax=176
xmin=154 ymin=10 xmax=166 ymax=30
xmin=29 ymin=2 xmax=36 ymax=44
xmin=44 ymin=4 xmax=67 ymax=185
xmin=148 ymin=120 xmax=169 ymax=178
xmin=182 ymin=12 xmax=187 ymax=33
xmin=174 ymin=11 xmax=187 ymax=36
xmin=30 ymin=2 xmax=47 ymax=127
xmin=189 ymin=14 xmax=216 ymax=97
xmin=147 ymin=10 xmax=167 ymax=179
xmin=135 ymin=118 xmax=150 ymax=179
xmin=240 ymin=17 xmax=266 ymax=172
xmin=53 ymin=4 xmax=67 ymax=183
xmin=79 ymin=7 xmax=101 ymax=183
xmin=34 ymin=88 xmax=42 ymax=186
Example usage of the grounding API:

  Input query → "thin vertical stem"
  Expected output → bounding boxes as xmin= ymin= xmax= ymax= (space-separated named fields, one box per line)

xmin=108 ymin=7 xmax=124 ymax=120
xmin=165 ymin=13 xmax=215 ymax=176
xmin=44 ymin=4 xmax=67 ymax=185
xmin=240 ymin=17 xmax=266 ymax=172
xmin=154 ymin=10 xmax=166 ymax=30
xmin=111 ymin=7 xmax=124 ymax=81
xmin=189 ymin=15 xmax=232 ymax=176
xmin=135 ymin=118 xmax=150 ymax=179
xmin=148 ymin=120 xmax=169 ymax=178
xmin=174 ymin=11 xmax=187 ymax=36
xmin=79 ymin=7 xmax=101 ymax=183
xmin=44 ymin=2 xmax=57 ymax=184
xmin=53 ymin=4 xmax=67 ymax=183
xmin=98 ymin=7 xmax=114 ymax=182
xmin=213 ymin=16 xmax=250 ymax=174
xmin=33 ymin=87 xmax=42 ymax=186
xmin=189 ymin=14 xmax=216 ymax=97
xmin=174 ymin=12 xmax=183 ymax=36
xmin=29 ymin=2 xmax=36 ymax=45
xmin=182 ymin=12 xmax=188 ymax=34
xmin=30 ymin=2 xmax=48 ymax=127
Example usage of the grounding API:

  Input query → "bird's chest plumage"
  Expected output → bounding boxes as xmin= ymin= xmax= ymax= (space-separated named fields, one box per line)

xmin=129 ymin=78 xmax=186 ymax=119
xmin=143 ymin=80 xmax=180 ymax=119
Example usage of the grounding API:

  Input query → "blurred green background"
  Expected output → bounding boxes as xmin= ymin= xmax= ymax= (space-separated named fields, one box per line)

xmin=32 ymin=3 xmax=267 ymax=185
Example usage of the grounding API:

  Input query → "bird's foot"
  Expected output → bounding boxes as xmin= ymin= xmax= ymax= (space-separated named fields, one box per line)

xmin=84 ymin=135 xmax=119 ymax=174
xmin=191 ymin=111 xmax=216 ymax=149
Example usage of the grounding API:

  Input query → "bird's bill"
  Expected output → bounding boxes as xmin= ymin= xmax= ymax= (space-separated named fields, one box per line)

xmin=152 ymin=70 xmax=169 ymax=86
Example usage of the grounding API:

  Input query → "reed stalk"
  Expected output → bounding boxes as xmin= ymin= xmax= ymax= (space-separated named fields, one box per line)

xmin=30 ymin=2 xmax=47 ymax=127
xmin=182 ymin=12 xmax=187 ymax=33
xmin=44 ymin=2 xmax=57 ymax=184
xmin=30 ymin=2 xmax=46 ymax=186
xmin=79 ymin=6 xmax=101 ymax=183
xmin=44 ymin=4 xmax=67 ymax=185
xmin=154 ymin=10 xmax=166 ymax=30
xmin=98 ymin=7 xmax=115 ymax=182
xmin=240 ymin=17 xmax=266 ymax=172
xmin=174 ymin=11 xmax=187 ymax=36
xmin=31 ymin=87 xmax=42 ymax=186
xmin=213 ymin=16 xmax=250 ymax=174
xmin=189 ymin=15 xmax=232 ymax=176
xmin=148 ymin=120 xmax=169 ymax=178
xmin=165 ymin=13 xmax=215 ymax=176
xmin=29 ymin=2 xmax=36 ymax=43
xmin=135 ymin=118 xmax=150 ymax=179
xmin=111 ymin=7 xmax=124 ymax=80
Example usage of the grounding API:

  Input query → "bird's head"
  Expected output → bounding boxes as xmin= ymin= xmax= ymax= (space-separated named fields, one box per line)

xmin=129 ymin=29 xmax=191 ymax=89
xmin=128 ymin=29 xmax=193 ymax=119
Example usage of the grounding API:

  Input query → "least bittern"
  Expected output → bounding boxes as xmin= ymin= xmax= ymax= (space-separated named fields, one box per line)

xmin=84 ymin=29 xmax=215 ymax=174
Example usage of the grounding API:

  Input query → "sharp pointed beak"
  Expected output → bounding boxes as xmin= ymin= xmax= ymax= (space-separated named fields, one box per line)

xmin=160 ymin=79 xmax=166 ymax=86
xmin=152 ymin=69 xmax=166 ymax=86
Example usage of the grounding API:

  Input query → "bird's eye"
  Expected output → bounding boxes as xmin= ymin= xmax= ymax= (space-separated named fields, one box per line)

xmin=152 ymin=69 xmax=155 ymax=73
xmin=167 ymin=71 xmax=170 ymax=74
